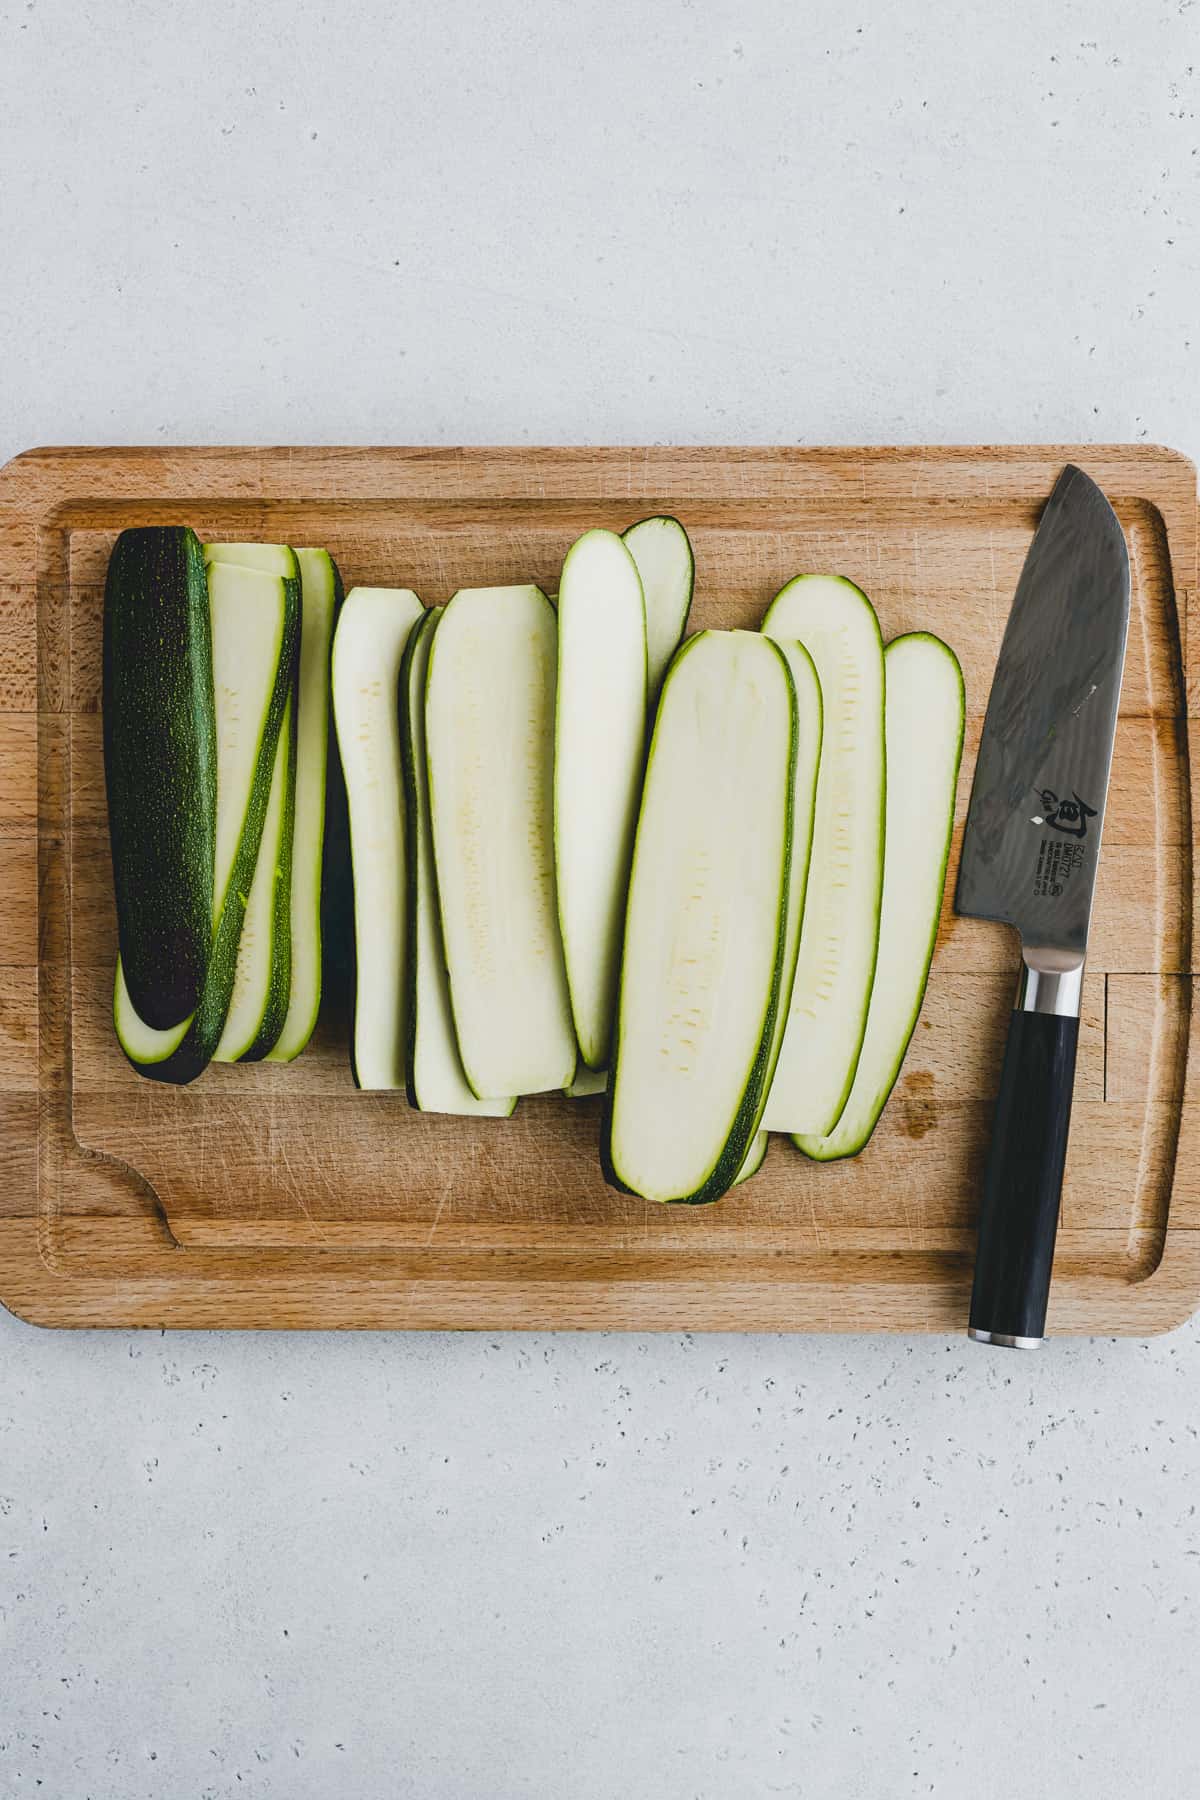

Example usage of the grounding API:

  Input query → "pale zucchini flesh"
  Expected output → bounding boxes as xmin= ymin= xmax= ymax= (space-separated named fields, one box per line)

xmin=203 ymin=542 xmax=300 ymax=581
xmin=571 ymin=639 xmax=812 ymax=1116
xmin=207 ymin=542 xmax=304 ymax=1061
xmin=564 ymin=1064 xmax=607 ymax=1098
xmin=267 ymin=548 xmax=342 ymax=1062
xmin=759 ymin=640 xmax=822 ymax=1097
xmin=115 ymin=564 xmax=298 ymax=1081
xmin=621 ymin=516 xmax=694 ymax=703
xmin=401 ymin=608 xmax=515 ymax=1117
xmin=426 ymin=585 xmax=577 ymax=1099
xmin=796 ymin=633 xmax=964 ymax=1161
xmin=761 ymin=575 xmax=886 ymax=1136
xmin=602 ymin=630 xmax=796 ymax=1204
xmin=554 ymin=529 xmax=648 ymax=1069
xmin=331 ymin=586 xmax=425 ymax=1090
xmin=213 ymin=688 xmax=295 ymax=1062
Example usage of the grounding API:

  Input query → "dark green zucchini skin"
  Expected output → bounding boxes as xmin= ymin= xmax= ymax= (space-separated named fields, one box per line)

xmin=103 ymin=527 xmax=216 ymax=1029
xmin=318 ymin=566 xmax=358 ymax=1067
xmin=118 ymin=581 xmax=301 ymax=1085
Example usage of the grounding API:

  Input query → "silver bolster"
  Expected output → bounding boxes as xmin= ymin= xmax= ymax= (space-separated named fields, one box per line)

xmin=1015 ymin=948 xmax=1085 ymax=1019
xmin=966 ymin=1329 xmax=1044 ymax=1350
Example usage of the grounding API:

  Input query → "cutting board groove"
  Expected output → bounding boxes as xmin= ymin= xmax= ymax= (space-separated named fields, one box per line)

xmin=0 ymin=444 xmax=1196 ymax=1331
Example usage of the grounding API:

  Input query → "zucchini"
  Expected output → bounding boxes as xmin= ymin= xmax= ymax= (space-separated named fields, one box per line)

xmin=760 ymin=575 xmax=886 ymax=1136
xmin=267 ymin=548 xmax=343 ymax=1062
xmin=621 ymin=516 xmax=694 ymax=704
xmin=318 ymin=677 xmax=355 ymax=1044
xmin=103 ymin=526 xmax=216 ymax=1029
xmin=203 ymin=542 xmax=300 ymax=581
xmin=213 ymin=686 xmax=297 ymax=1062
xmin=564 ymin=1064 xmax=607 ymax=1098
xmin=203 ymin=546 xmax=303 ymax=1062
xmin=331 ymin=586 xmax=425 ymax=1089
xmin=425 ymin=585 xmax=577 ymax=1099
xmin=114 ymin=564 xmax=299 ymax=1082
xmin=734 ymin=1132 xmax=769 ymax=1186
xmin=554 ymin=530 xmax=647 ymax=1069
xmin=796 ymin=633 xmax=964 ymax=1160
xmin=602 ymin=630 xmax=796 ymax=1204
xmin=400 ymin=609 xmax=515 ymax=1116
xmin=760 ymin=640 xmax=822 ymax=1095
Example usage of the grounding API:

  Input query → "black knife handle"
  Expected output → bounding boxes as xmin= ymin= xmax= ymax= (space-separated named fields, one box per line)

xmin=968 ymin=1001 xmax=1080 ymax=1347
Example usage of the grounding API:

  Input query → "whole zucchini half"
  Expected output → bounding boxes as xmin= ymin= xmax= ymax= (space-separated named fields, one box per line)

xmin=115 ymin=564 xmax=300 ymax=1084
xmin=103 ymin=526 xmax=216 ymax=1030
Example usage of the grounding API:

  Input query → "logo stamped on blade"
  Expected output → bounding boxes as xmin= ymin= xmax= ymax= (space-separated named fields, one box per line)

xmin=1029 ymin=784 xmax=1096 ymax=899
xmin=1033 ymin=788 xmax=1097 ymax=840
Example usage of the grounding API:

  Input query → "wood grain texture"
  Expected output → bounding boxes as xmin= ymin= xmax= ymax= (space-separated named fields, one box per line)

xmin=0 ymin=444 xmax=1195 ymax=1332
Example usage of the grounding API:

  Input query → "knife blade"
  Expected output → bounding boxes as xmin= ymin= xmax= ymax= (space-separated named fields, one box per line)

xmin=956 ymin=464 xmax=1130 ymax=1348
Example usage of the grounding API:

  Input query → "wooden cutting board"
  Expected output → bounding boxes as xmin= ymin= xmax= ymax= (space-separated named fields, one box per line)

xmin=0 ymin=444 xmax=1195 ymax=1332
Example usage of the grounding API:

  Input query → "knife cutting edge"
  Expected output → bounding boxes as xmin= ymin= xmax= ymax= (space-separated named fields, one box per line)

xmin=956 ymin=464 xmax=1131 ymax=1348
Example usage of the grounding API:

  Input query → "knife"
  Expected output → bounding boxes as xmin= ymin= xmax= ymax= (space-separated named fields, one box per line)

xmin=956 ymin=464 xmax=1131 ymax=1348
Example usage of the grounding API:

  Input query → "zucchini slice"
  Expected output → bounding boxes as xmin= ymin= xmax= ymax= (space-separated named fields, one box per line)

xmin=602 ymin=630 xmax=796 ymax=1204
xmin=114 ymin=564 xmax=299 ymax=1082
xmin=733 ymin=1132 xmax=769 ymax=1186
xmin=204 ymin=547 xmax=303 ymax=1062
xmin=213 ymin=686 xmax=297 ymax=1062
xmin=267 ymin=548 xmax=343 ymax=1062
xmin=203 ymin=542 xmax=300 ymax=581
xmin=425 ymin=585 xmax=577 ymax=1099
xmin=621 ymin=516 xmax=694 ymax=704
xmin=400 ymin=609 xmax=515 ymax=1116
xmin=760 ymin=575 xmax=886 ymax=1136
xmin=331 ymin=586 xmax=425 ymax=1090
xmin=564 ymin=1064 xmax=607 ymax=1098
xmin=795 ymin=633 xmax=964 ymax=1160
xmin=760 ymin=640 xmax=822 ymax=1096
xmin=554 ymin=530 xmax=647 ymax=1069
xmin=103 ymin=526 xmax=216 ymax=1029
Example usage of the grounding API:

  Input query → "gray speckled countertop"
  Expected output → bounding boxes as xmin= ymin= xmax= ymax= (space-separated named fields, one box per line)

xmin=2 ymin=2 xmax=1198 ymax=1795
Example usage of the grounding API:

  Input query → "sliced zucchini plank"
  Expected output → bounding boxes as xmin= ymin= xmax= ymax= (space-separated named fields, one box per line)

xmin=331 ymin=586 xmax=425 ymax=1090
xmin=426 ymin=585 xmax=576 ymax=1099
xmin=622 ymin=516 xmax=694 ymax=704
xmin=267 ymin=548 xmax=343 ymax=1062
xmin=564 ymin=1064 xmax=607 ymax=1098
xmin=213 ymin=687 xmax=296 ymax=1062
xmin=103 ymin=526 xmax=216 ymax=1029
xmin=554 ymin=529 xmax=647 ymax=1069
xmin=114 ymin=565 xmax=299 ymax=1083
xmin=602 ymin=630 xmax=796 ymax=1205
xmin=760 ymin=575 xmax=886 ymax=1137
xmin=796 ymin=633 xmax=964 ymax=1161
xmin=400 ymin=609 xmax=515 ymax=1116
xmin=203 ymin=542 xmax=300 ymax=581
xmin=759 ymin=640 xmax=822 ymax=1097
xmin=205 ymin=542 xmax=304 ymax=1061
xmin=733 ymin=1131 xmax=769 ymax=1186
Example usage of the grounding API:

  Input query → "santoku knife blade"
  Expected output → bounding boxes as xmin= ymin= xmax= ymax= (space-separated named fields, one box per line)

xmin=956 ymin=464 xmax=1130 ymax=1347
